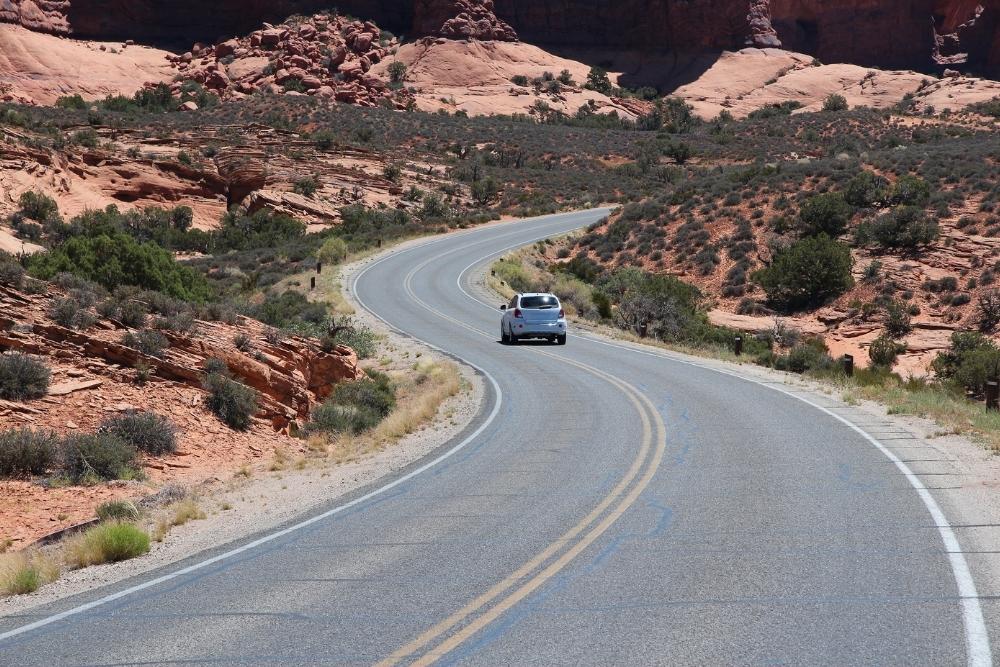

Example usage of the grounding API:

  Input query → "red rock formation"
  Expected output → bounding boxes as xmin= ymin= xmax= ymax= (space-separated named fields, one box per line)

xmin=0 ymin=283 xmax=362 ymax=431
xmin=2 ymin=0 xmax=1000 ymax=76
xmin=414 ymin=0 xmax=517 ymax=41
xmin=162 ymin=13 xmax=410 ymax=109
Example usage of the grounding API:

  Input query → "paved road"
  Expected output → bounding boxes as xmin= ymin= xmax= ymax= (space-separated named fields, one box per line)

xmin=0 ymin=210 xmax=992 ymax=665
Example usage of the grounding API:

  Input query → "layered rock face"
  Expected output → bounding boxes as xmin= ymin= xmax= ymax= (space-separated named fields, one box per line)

xmin=2 ymin=0 xmax=1000 ymax=76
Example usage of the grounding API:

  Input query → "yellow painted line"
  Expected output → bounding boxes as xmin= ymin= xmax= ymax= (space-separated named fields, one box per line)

xmin=370 ymin=254 xmax=667 ymax=666
xmin=415 ymin=388 xmax=666 ymax=666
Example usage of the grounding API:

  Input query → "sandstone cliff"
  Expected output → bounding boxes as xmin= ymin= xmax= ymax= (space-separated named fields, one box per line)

xmin=1 ymin=1 xmax=1000 ymax=76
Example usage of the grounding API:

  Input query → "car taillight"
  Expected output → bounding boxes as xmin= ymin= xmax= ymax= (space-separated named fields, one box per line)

xmin=559 ymin=308 xmax=565 ymax=318
xmin=513 ymin=308 xmax=522 ymax=318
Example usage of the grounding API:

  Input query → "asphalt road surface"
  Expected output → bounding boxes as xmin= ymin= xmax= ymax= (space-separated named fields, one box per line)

xmin=0 ymin=210 xmax=992 ymax=665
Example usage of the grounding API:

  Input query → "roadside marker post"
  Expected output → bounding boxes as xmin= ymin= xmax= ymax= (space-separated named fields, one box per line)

xmin=843 ymin=354 xmax=854 ymax=377
xmin=986 ymin=381 xmax=999 ymax=411
xmin=734 ymin=335 xmax=743 ymax=356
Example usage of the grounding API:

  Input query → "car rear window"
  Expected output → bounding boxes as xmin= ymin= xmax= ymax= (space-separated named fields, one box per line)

xmin=520 ymin=295 xmax=559 ymax=308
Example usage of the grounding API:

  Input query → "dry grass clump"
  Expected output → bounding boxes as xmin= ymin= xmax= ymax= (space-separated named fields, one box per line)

xmin=64 ymin=522 xmax=150 ymax=568
xmin=373 ymin=361 xmax=461 ymax=442
xmin=153 ymin=498 xmax=206 ymax=542
xmin=0 ymin=550 xmax=60 ymax=595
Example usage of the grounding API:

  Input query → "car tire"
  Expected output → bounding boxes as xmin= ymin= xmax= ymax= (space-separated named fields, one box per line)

xmin=557 ymin=334 xmax=567 ymax=346
xmin=501 ymin=327 xmax=510 ymax=344
xmin=511 ymin=333 xmax=519 ymax=345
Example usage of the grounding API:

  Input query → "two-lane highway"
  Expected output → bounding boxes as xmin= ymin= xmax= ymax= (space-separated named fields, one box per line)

xmin=0 ymin=210 xmax=990 ymax=665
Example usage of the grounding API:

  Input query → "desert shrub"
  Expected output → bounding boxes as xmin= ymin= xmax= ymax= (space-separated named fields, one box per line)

xmin=845 ymin=171 xmax=889 ymax=208
xmin=324 ymin=317 xmax=378 ymax=359
xmin=884 ymin=300 xmax=912 ymax=337
xmin=61 ymin=433 xmax=140 ymax=483
xmin=0 ymin=352 xmax=51 ymax=400
xmin=753 ymin=236 xmax=853 ymax=312
xmin=888 ymin=175 xmax=931 ymax=207
xmin=775 ymin=338 xmax=834 ymax=374
xmin=99 ymin=411 xmax=176 ymax=456
xmin=510 ymin=74 xmax=529 ymax=86
xmin=96 ymin=500 xmax=140 ymax=522
xmin=387 ymin=60 xmax=407 ymax=84
xmin=978 ymin=289 xmax=1000 ymax=332
xmin=122 ymin=330 xmax=169 ymax=357
xmin=869 ymin=333 xmax=904 ymax=368
xmin=0 ymin=253 xmax=25 ymax=287
xmin=49 ymin=297 xmax=96 ymax=330
xmin=27 ymin=230 xmax=210 ymax=301
xmin=471 ymin=177 xmax=500 ymax=206
xmin=0 ymin=429 xmax=58 ymax=478
xmin=799 ymin=192 xmax=852 ymax=237
xmin=308 ymin=370 xmax=395 ymax=435
xmin=317 ymin=237 xmax=348 ymax=264
xmin=247 ymin=290 xmax=328 ymax=333
xmin=213 ymin=210 xmax=307 ymax=253
xmin=0 ymin=551 xmax=59 ymax=595
xmin=292 ymin=176 xmax=320 ymax=198
xmin=382 ymin=163 xmax=402 ymax=182
xmin=493 ymin=258 xmax=533 ymax=293
xmin=204 ymin=373 xmax=259 ymax=430
xmin=65 ymin=522 xmax=150 ymax=567
xmin=585 ymin=67 xmax=613 ymax=95
xmin=932 ymin=331 xmax=1000 ymax=395
xmin=18 ymin=191 xmax=59 ymax=222
xmin=313 ymin=129 xmax=336 ymax=150
xmin=854 ymin=206 xmax=939 ymax=249
xmin=823 ymin=94 xmax=849 ymax=112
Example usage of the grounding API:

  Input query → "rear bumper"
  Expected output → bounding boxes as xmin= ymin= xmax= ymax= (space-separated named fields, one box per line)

xmin=512 ymin=321 xmax=567 ymax=337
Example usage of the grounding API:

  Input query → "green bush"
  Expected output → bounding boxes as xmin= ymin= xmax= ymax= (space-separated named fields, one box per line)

xmin=869 ymin=333 xmax=904 ymax=367
xmin=388 ymin=60 xmax=407 ymax=84
xmin=49 ymin=297 xmax=96 ymax=330
xmin=884 ymin=300 xmax=912 ymax=337
xmin=18 ymin=191 xmax=59 ymax=222
xmin=753 ymin=236 xmax=853 ymax=312
xmin=0 ymin=429 xmax=58 ymax=478
xmin=324 ymin=317 xmax=378 ymax=359
xmin=204 ymin=373 xmax=259 ymax=430
xmin=308 ymin=370 xmax=395 ymax=435
xmin=775 ymin=338 xmax=834 ymax=373
xmin=932 ymin=332 xmax=1000 ymax=396
xmin=27 ymin=230 xmax=210 ymax=301
xmin=317 ymin=237 xmax=348 ymax=264
xmin=585 ymin=67 xmax=612 ymax=95
xmin=799 ymin=192 xmax=852 ymax=237
xmin=96 ymin=500 xmax=140 ymax=522
xmin=0 ymin=253 xmax=25 ymax=288
xmin=293 ymin=176 xmax=320 ymax=198
xmin=0 ymin=352 xmax=50 ymax=400
xmin=68 ymin=522 xmax=150 ymax=566
xmin=823 ymin=94 xmax=848 ymax=112
xmin=99 ymin=411 xmax=176 ymax=456
xmin=122 ymin=330 xmax=169 ymax=357
xmin=844 ymin=171 xmax=889 ymax=208
xmin=888 ymin=175 xmax=931 ymax=207
xmin=61 ymin=433 xmax=140 ymax=483
xmin=854 ymin=206 xmax=939 ymax=248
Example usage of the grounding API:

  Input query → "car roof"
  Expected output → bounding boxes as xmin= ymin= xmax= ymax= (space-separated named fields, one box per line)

xmin=518 ymin=292 xmax=558 ymax=298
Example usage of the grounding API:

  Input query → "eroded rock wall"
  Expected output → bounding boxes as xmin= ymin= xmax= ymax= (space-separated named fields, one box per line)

xmin=2 ymin=0 xmax=1000 ymax=76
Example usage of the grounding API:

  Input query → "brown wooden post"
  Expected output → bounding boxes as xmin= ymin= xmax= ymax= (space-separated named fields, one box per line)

xmin=734 ymin=335 xmax=743 ymax=356
xmin=310 ymin=276 xmax=316 ymax=291
xmin=843 ymin=354 xmax=854 ymax=377
xmin=987 ymin=381 xmax=999 ymax=411
xmin=316 ymin=261 xmax=322 ymax=274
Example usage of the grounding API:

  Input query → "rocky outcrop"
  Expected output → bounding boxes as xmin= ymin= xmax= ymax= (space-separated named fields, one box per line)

xmin=0 ymin=284 xmax=362 ymax=431
xmin=414 ymin=0 xmax=516 ymax=41
xmin=163 ymin=13 xmax=409 ymax=110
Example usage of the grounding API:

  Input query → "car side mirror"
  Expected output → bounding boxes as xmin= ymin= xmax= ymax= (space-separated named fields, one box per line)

xmin=499 ymin=304 xmax=507 ymax=311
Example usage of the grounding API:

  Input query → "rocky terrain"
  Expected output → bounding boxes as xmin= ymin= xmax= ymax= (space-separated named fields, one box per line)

xmin=0 ymin=280 xmax=361 ymax=546
xmin=2 ymin=1 xmax=1000 ymax=77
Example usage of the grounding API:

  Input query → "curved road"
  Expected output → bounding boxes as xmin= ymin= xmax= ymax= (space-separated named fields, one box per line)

xmin=0 ymin=210 xmax=992 ymax=665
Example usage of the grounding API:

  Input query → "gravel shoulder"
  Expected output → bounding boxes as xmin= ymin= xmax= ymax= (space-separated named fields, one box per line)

xmin=0 ymin=244 xmax=484 ymax=618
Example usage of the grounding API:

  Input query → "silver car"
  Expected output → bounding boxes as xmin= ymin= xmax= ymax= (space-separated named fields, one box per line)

xmin=500 ymin=293 xmax=567 ymax=345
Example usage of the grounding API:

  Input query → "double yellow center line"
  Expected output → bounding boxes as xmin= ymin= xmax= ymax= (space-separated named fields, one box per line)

xmin=372 ymin=250 xmax=668 ymax=665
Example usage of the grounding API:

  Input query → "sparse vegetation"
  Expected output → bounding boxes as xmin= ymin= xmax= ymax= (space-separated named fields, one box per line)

xmin=308 ymin=369 xmax=396 ymax=435
xmin=99 ymin=412 xmax=177 ymax=456
xmin=0 ymin=429 xmax=58 ymax=478
xmin=61 ymin=433 xmax=141 ymax=483
xmin=64 ymin=522 xmax=150 ymax=568
xmin=204 ymin=373 xmax=259 ymax=430
xmin=0 ymin=353 xmax=51 ymax=400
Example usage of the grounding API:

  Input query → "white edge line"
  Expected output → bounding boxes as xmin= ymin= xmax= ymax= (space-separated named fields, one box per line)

xmin=0 ymin=233 xmax=506 ymax=645
xmin=457 ymin=230 xmax=993 ymax=667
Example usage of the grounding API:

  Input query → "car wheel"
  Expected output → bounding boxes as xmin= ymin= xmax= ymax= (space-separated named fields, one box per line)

xmin=557 ymin=334 xmax=567 ymax=346
xmin=501 ymin=327 xmax=510 ymax=344
xmin=510 ymin=332 xmax=519 ymax=345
